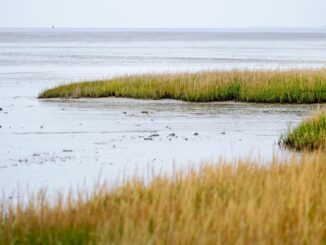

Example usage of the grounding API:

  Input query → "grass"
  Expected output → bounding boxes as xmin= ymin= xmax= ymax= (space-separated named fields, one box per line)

xmin=1 ymin=153 xmax=326 ymax=244
xmin=282 ymin=111 xmax=326 ymax=151
xmin=39 ymin=69 xmax=326 ymax=103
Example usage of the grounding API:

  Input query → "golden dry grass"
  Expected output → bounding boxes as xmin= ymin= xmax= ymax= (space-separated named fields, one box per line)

xmin=39 ymin=69 xmax=326 ymax=103
xmin=1 ymin=153 xmax=326 ymax=244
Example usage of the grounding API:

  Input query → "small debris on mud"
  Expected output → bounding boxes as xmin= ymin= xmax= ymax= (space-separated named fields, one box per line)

xmin=144 ymin=137 xmax=153 ymax=141
xmin=141 ymin=111 xmax=149 ymax=114
xmin=169 ymin=133 xmax=176 ymax=137
xmin=221 ymin=131 xmax=226 ymax=135
xmin=62 ymin=149 xmax=73 ymax=153
xmin=0 ymin=107 xmax=2 ymax=111
xmin=149 ymin=134 xmax=160 ymax=137
xmin=122 ymin=111 xmax=127 ymax=114
xmin=95 ymin=141 xmax=107 ymax=145
xmin=194 ymin=132 xmax=199 ymax=136
xmin=33 ymin=153 xmax=40 ymax=157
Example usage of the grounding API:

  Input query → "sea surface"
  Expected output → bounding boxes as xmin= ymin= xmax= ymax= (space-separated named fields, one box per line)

xmin=1 ymin=29 xmax=326 ymax=197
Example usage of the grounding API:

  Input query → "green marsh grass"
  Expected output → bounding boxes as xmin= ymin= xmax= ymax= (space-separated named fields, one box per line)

xmin=1 ymin=153 xmax=326 ymax=244
xmin=39 ymin=69 xmax=326 ymax=103
xmin=282 ymin=111 xmax=326 ymax=150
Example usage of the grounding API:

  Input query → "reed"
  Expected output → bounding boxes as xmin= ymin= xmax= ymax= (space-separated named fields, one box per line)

xmin=1 ymin=153 xmax=326 ymax=244
xmin=39 ymin=69 xmax=326 ymax=103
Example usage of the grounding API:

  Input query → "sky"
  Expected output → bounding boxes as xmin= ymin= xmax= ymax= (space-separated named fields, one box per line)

xmin=0 ymin=0 xmax=326 ymax=28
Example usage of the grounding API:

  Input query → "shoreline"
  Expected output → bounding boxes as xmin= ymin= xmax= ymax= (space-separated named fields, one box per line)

xmin=41 ymin=96 xmax=326 ymax=105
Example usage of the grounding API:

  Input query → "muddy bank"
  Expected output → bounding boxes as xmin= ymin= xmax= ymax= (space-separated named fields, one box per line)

xmin=1 ymin=96 xmax=322 ymax=197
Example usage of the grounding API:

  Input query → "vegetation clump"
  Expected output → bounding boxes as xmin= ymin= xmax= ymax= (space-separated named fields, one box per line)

xmin=1 ymin=154 xmax=326 ymax=244
xmin=282 ymin=111 xmax=326 ymax=150
xmin=39 ymin=69 xmax=326 ymax=103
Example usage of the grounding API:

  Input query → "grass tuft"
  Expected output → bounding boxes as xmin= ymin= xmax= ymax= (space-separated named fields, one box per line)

xmin=1 ymin=154 xmax=326 ymax=244
xmin=39 ymin=69 xmax=326 ymax=103
xmin=282 ymin=111 xmax=326 ymax=150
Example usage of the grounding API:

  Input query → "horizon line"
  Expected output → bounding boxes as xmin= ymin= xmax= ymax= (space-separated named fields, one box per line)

xmin=0 ymin=26 xmax=325 ymax=30
xmin=0 ymin=27 xmax=325 ymax=34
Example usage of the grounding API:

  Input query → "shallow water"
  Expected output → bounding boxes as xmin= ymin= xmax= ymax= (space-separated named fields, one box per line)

xmin=0 ymin=29 xmax=326 ymax=197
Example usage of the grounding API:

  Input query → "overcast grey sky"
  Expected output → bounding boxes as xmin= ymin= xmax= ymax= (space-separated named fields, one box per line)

xmin=0 ymin=0 xmax=325 ymax=28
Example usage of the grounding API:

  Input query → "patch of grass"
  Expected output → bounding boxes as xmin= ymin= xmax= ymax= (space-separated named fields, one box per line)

xmin=39 ymin=69 xmax=326 ymax=103
xmin=1 ymin=154 xmax=326 ymax=244
xmin=282 ymin=111 xmax=326 ymax=150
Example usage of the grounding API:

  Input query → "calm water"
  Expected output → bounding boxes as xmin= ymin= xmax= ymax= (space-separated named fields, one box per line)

xmin=0 ymin=29 xmax=325 ymax=196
